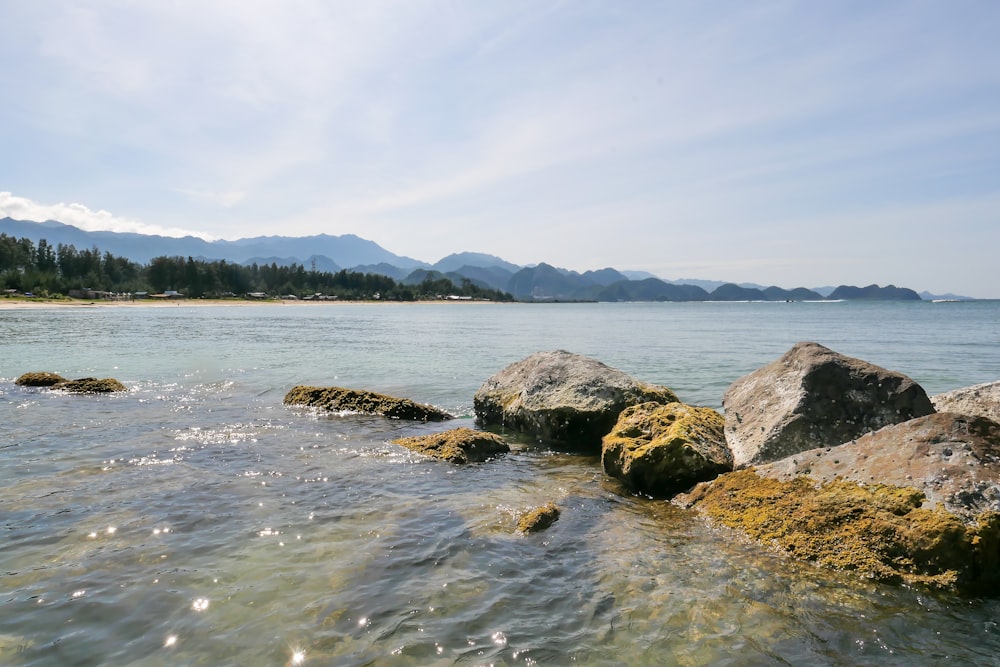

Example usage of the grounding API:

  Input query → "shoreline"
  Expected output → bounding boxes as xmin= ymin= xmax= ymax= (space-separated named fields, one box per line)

xmin=0 ymin=297 xmax=506 ymax=310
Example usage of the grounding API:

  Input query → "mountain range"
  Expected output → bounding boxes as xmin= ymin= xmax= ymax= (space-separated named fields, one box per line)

xmin=0 ymin=217 xmax=967 ymax=301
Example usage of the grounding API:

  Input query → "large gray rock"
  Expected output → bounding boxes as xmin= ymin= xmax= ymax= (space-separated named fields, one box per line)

xmin=474 ymin=350 xmax=678 ymax=451
xmin=932 ymin=381 xmax=1000 ymax=423
xmin=753 ymin=412 xmax=1000 ymax=521
xmin=723 ymin=342 xmax=935 ymax=468
xmin=602 ymin=402 xmax=731 ymax=497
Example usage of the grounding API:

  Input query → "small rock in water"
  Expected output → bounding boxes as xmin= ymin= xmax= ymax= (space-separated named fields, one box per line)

xmin=392 ymin=427 xmax=509 ymax=463
xmin=15 ymin=371 xmax=67 ymax=387
xmin=518 ymin=503 xmax=561 ymax=533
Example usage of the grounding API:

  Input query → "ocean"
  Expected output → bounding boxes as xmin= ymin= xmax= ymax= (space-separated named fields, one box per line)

xmin=2 ymin=300 xmax=999 ymax=666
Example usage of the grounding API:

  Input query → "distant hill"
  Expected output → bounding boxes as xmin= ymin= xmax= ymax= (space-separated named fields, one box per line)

xmin=0 ymin=216 xmax=946 ymax=302
xmin=827 ymin=284 xmax=921 ymax=301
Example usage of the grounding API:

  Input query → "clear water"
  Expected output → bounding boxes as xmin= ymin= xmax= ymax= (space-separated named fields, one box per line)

xmin=2 ymin=300 xmax=999 ymax=666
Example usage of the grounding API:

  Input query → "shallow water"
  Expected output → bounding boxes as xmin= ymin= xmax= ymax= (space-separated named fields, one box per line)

xmin=2 ymin=301 xmax=1000 ymax=666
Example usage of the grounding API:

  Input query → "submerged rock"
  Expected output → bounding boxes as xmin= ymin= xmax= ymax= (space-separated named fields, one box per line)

xmin=602 ymin=402 xmax=731 ymax=497
xmin=675 ymin=469 xmax=1000 ymax=593
xmin=518 ymin=503 xmax=561 ymax=533
xmin=932 ymin=381 xmax=1000 ymax=423
xmin=723 ymin=342 xmax=934 ymax=468
xmin=473 ymin=350 xmax=678 ymax=451
xmin=391 ymin=427 xmax=509 ymax=463
xmin=284 ymin=385 xmax=453 ymax=421
xmin=53 ymin=377 xmax=127 ymax=393
xmin=15 ymin=371 xmax=67 ymax=387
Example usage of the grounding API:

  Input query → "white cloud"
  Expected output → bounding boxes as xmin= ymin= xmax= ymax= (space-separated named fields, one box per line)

xmin=0 ymin=192 xmax=215 ymax=240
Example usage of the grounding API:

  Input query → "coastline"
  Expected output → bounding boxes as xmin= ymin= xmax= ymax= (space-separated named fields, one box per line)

xmin=0 ymin=297 xmax=503 ymax=309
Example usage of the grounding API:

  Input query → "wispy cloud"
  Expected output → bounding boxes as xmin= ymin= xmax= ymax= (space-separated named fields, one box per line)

xmin=0 ymin=192 xmax=215 ymax=240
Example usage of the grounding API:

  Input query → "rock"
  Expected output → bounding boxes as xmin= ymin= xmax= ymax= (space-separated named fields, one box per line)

xmin=602 ymin=402 xmax=731 ymax=497
xmin=675 ymin=468 xmax=1000 ymax=593
xmin=15 ymin=372 xmax=67 ymax=387
xmin=518 ymin=503 xmax=561 ymax=533
xmin=53 ymin=377 xmax=127 ymax=393
xmin=752 ymin=412 xmax=1000 ymax=521
xmin=391 ymin=427 xmax=510 ymax=463
xmin=283 ymin=385 xmax=453 ymax=421
xmin=932 ymin=381 xmax=1000 ymax=423
xmin=723 ymin=342 xmax=934 ymax=468
xmin=474 ymin=350 xmax=678 ymax=451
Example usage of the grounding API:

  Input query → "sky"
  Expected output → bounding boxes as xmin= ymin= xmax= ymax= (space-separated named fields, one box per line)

xmin=1 ymin=1 xmax=998 ymax=297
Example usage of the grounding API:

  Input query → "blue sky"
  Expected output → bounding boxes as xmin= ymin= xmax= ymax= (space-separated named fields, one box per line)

xmin=1 ymin=1 xmax=998 ymax=297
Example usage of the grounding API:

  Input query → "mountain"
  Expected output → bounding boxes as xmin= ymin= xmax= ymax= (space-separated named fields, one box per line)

xmin=827 ymin=284 xmax=922 ymax=301
xmin=0 ymin=217 xmax=426 ymax=269
xmin=432 ymin=252 xmax=520 ymax=274
xmin=1 ymin=217 xmax=944 ymax=301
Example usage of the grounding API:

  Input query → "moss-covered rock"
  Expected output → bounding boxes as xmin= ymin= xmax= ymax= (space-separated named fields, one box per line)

xmin=474 ymin=350 xmax=678 ymax=452
xmin=518 ymin=503 xmax=561 ymax=533
xmin=15 ymin=372 xmax=67 ymax=387
xmin=391 ymin=427 xmax=509 ymax=463
xmin=675 ymin=469 xmax=1000 ymax=593
xmin=53 ymin=377 xmax=127 ymax=393
xmin=283 ymin=385 xmax=453 ymax=421
xmin=602 ymin=402 xmax=731 ymax=497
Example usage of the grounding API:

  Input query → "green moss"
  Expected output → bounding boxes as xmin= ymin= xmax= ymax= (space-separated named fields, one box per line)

xmin=53 ymin=377 xmax=127 ymax=393
xmin=682 ymin=469 xmax=1000 ymax=593
xmin=284 ymin=385 xmax=452 ymax=421
xmin=392 ymin=428 xmax=509 ymax=463
xmin=15 ymin=371 xmax=67 ymax=387
xmin=518 ymin=503 xmax=561 ymax=533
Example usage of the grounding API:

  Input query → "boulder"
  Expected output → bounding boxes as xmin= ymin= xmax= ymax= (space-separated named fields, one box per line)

xmin=15 ymin=372 xmax=67 ymax=387
xmin=752 ymin=412 xmax=1000 ymax=520
xmin=518 ymin=503 xmax=561 ymax=533
xmin=474 ymin=350 xmax=678 ymax=451
xmin=283 ymin=385 xmax=453 ymax=421
xmin=723 ymin=342 xmax=934 ymax=468
xmin=53 ymin=377 xmax=127 ymax=393
xmin=675 ymin=413 xmax=1000 ymax=593
xmin=675 ymin=468 xmax=1000 ymax=593
xmin=932 ymin=381 xmax=1000 ymax=423
xmin=602 ymin=402 xmax=731 ymax=497
xmin=391 ymin=427 xmax=509 ymax=463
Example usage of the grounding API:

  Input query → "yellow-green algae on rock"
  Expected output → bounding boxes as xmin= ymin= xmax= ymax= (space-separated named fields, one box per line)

xmin=284 ymin=385 xmax=453 ymax=421
xmin=54 ymin=377 xmax=127 ymax=393
xmin=602 ymin=402 xmax=731 ymax=497
xmin=15 ymin=372 xmax=67 ymax=387
xmin=676 ymin=469 xmax=1000 ymax=593
xmin=518 ymin=503 xmax=561 ymax=533
xmin=391 ymin=427 xmax=509 ymax=463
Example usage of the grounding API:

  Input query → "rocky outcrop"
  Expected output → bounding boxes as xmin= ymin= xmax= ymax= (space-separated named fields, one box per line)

xmin=16 ymin=372 xmax=126 ymax=392
xmin=752 ymin=412 xmax=1000 ymax=520
xmin=675 ymin=468 xmax=1000 ymax=593
xmin=474 ymin=350 xmax=678 ymax=451
xmin=602 ymin=402 xmax=731 ymax=497
xmin=518 ymin=503 xmax=561 ymax=533
xmin=675 ymin=413 xmax=1000 ymax=593
xmin=15 ymin=372 xmax=67 ymax=387
xmin=54 ymin=377 xmax=127 ymax=393
xmin=723 ymin=342 xmax=935 ymax=468
xmin=932 ymin=381 xmax=1000 ymax=423
xmin=391 ymin=427 xmax=509 ymax=463
xmin=283 ymin=386 xmax=453 ymax=421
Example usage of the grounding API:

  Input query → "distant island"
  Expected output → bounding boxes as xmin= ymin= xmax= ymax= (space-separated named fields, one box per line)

xmin=0 ymin=217 xmax=965 ymax=302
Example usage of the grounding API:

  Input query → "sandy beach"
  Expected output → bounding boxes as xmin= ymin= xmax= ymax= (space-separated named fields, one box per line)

xmin=0 ymin=297 xmax=498 ymax=309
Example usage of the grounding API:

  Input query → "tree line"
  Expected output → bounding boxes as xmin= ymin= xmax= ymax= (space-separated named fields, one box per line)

xmin=0 ymin=234 xmax=513 ymax=302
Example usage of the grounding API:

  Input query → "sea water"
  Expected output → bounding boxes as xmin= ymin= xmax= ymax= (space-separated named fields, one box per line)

xmin=1 ymin=300 xmax=999 ymax=666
